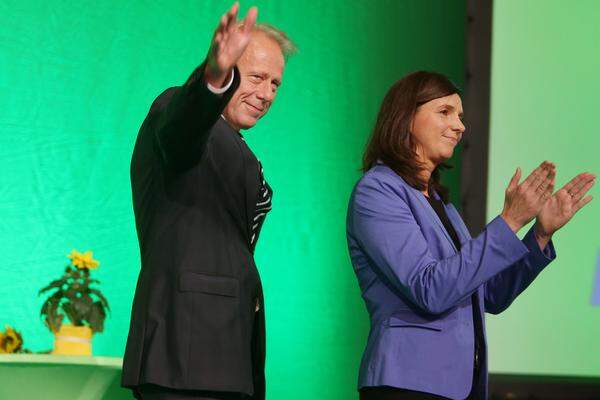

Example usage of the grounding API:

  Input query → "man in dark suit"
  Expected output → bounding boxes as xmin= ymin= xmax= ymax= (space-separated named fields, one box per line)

xmin=121 ymin=3 xmax=296 ymax=399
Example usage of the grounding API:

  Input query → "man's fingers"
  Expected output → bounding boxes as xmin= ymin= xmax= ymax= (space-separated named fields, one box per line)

xmin=242 ymin=6 xmax=258 ymax=32
xmin=225 ymin=2 xmax=239 ymax=32
xmin=225 ymin=1 xmax=239 ymax=21
xmin=230 ymin=1 xmax=239 ymax=16
xmin=214 ymin=31 xmax=223 ymax=44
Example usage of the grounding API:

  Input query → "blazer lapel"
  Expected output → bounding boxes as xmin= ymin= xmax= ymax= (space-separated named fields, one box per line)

xmin=444 ymin=203 xmax=486 ymax=311
xmin=412 ymin=189 xmax=458 ymax=253
xmin=444 ymin=204 xmax=473 ymax=244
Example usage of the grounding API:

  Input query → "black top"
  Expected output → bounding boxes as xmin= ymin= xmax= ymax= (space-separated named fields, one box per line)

xmin=250 ymin=161 xmax=272 ymax=251
xmin=425 ymin=195 xmax=485 ymax=389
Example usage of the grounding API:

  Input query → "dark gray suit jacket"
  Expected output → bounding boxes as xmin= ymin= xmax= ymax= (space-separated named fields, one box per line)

xmin=122 ymin=64 xmax=266 ymax=400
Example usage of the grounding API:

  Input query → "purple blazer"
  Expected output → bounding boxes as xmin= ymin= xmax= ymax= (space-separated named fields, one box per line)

xmin=346 ymin=164 xmax=555 ymax=399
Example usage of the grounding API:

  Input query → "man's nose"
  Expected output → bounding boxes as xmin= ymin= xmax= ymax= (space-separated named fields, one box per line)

xmin=256 ymin=82 xmax=275 ymax=103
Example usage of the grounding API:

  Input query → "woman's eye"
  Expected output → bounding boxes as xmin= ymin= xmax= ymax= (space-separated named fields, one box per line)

xmin=440 ymin=109 xmax=448 ymax=115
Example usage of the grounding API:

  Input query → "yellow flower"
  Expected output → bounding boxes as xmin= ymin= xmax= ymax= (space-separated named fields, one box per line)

xmin=68 ymin=250 xmax=100 ymax=270
xmin=0 ymin=326 xmax=23 ymax=353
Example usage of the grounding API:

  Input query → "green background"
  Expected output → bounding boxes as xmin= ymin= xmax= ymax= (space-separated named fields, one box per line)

xmin=486 ymin=0 xmax=600 ymax=377
xmin=1 ymin=1 xmax=465 ymax=398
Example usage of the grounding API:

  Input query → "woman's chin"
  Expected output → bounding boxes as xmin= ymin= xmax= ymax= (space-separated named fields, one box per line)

xmin=441 ymin=148 xmax=455 ymax=160
xmin=433 ymin=153 xmax=453 ymax=165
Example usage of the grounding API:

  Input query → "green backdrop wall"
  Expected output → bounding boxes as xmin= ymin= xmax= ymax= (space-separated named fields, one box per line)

xmin=486 ymin=0 xmax=600 ymax=378
xmin=0 ymin=1 xmax=465 ymax=398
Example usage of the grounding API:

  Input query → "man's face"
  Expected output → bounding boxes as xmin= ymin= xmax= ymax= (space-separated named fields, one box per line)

xmin=223 ymin=32 xmax=285 ymax=131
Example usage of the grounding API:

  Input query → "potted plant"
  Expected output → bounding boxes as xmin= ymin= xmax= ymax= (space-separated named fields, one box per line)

xmin=39 ymin=250 xmax=110 ymax=355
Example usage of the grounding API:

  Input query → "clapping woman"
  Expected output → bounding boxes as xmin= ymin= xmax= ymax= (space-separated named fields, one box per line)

xmin=346 ymin=71 xmax=595 ymax=399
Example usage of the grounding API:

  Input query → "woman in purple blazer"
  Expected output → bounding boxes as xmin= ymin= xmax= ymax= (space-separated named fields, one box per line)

xmin=346 ymin=71 xmax=595 ymax=399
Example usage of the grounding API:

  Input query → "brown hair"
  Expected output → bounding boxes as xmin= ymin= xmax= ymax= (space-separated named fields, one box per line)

xmin=362 ymin=71 xmax=460 ymax=203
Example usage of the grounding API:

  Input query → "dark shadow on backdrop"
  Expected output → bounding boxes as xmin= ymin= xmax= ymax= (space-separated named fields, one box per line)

xmin=461 ymin=0 xmax=493 ymax=235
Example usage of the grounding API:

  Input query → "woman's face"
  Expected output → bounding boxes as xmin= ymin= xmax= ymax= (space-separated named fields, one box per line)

xmin=410 ymin=93 xmax=465 ymax=169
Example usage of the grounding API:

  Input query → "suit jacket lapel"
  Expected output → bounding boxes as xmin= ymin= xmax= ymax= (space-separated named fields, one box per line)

xmin=240 ymin=138 xmax=259 ymax=247
xmin=213 ymin=119 xmax=255 ymax=245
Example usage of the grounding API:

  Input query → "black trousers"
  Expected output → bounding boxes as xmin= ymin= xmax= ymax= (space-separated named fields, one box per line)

xmin=359 ymin=386 xmax=449 ymax=400
xmin=134 ymin=384 xmax=250 ymax=400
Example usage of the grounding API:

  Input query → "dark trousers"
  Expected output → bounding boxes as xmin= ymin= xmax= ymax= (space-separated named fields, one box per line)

xmin=359 ymin=386 xmax=450 ymax=400
xmin=134 ymin=384 xmax=250 ymax=400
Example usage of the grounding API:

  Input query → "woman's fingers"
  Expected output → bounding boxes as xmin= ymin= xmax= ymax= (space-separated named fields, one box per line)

xmin=535 ymin=168 xmax=555 ymax=193
xmin=574 ymin=195 xmax=593 ymax=214
xmin=530 ymin=166 xmax=551 ymax=195
xmin=507 ymin=167 xmax=522 ymax=192
xmin=541 ymin=181 xmax=555 ymax=203
xmin=521 ymin=162 xmax=550 ymax=191
xmin=562 ymin=173 xmax=594 ymax=201
xmin=572 ymin=173 xmax=595 ymax=194
xmin=570 ymin=175 xmax=596 ymax=203
xmin=561 ymin=173 xmax=586 ymax=196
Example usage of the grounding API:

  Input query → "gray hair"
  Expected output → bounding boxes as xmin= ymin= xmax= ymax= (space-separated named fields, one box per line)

xmin=253 ymin=23 xmax=298 ymax=60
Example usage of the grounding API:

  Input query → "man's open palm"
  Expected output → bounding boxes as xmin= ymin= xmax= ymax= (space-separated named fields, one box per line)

xmin=208 ymin=2 xmax=258 ymax=76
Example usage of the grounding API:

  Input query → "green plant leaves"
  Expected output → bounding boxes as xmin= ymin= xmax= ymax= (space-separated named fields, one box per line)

xmin=39 ymin=263 xmax=110 ymax=334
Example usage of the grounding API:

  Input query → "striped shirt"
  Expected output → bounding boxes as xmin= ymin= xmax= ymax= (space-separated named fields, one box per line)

xmin=250 ymin=161 xmax=272 ymax=252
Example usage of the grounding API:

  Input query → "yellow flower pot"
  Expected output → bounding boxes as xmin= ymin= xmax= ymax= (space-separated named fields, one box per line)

xmin=52 ymin=324 xmax=93 ymax=356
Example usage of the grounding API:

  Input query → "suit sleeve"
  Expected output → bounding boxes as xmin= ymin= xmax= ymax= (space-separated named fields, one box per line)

xmin=153 ymin=62 xmax=239 ymax=171
xmin=483 ymin=227 xmax=556 ymax=314
xmin=349 ymin=174 xmax=531 ymax=315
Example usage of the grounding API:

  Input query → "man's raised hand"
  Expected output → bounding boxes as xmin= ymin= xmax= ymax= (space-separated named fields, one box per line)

xmin=206 ymin=2 xmax=258 ymax=88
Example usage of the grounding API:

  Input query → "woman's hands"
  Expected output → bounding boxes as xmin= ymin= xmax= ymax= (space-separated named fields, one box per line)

xmin=534 ymin=172 xmax=596 ymax=238
xmin=501 ymin=161 xmax=556 ymax=233
xmin=205 ymin=2 xmax=258 ymax=88
xmin=501 ymin=162 xmax=595 ymax=249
